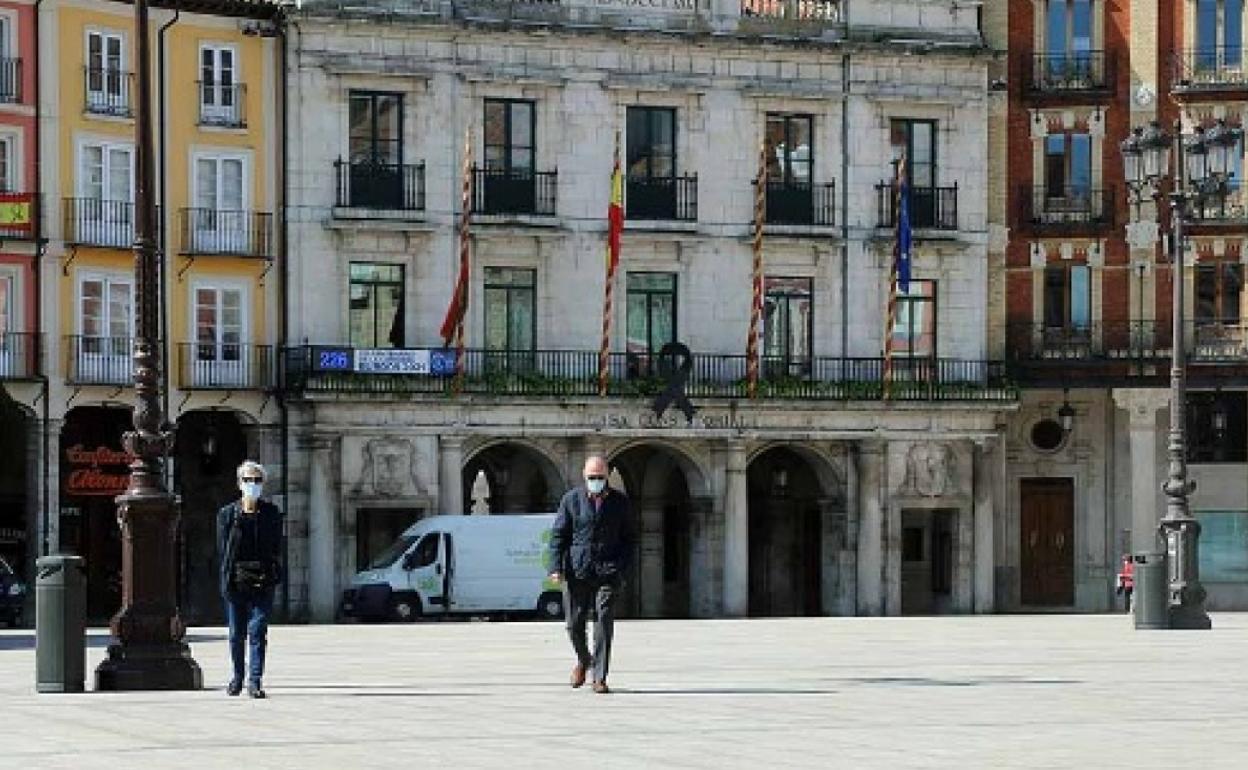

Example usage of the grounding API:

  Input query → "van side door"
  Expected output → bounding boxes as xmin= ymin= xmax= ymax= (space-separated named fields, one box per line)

xmin=402 ymin=532 xmax=444 ymax=609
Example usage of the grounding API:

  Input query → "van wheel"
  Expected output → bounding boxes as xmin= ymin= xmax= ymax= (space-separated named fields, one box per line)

xmin=537 ymin=591 xmax=564 ymax=620
xmin=390 ymin=594 xmax=421 ymax=623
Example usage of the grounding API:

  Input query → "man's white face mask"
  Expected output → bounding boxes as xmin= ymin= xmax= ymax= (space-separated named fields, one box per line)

xmin=586 ymin=477 xmax=607 ymax=496
xmin=240 ymin=481 xmax=263 ymax=501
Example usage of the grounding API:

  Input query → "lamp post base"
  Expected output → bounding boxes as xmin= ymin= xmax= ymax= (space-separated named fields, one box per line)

xmin=1160 ymin=516 xmax=1212 ymax=630
xmin=95 ymin=642 xmax=203 ymax=691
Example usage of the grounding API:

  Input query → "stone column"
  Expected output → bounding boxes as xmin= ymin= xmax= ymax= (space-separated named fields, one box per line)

xmin=1113 ymin=388 xmax=1169 ymax=553
xmin=722 ymin=442 xmax=749 ymax=617
xmin=856 ymin=441 xmax=885 ymax=616
xmin=819 ymin=498 xmax=847 ymax=616
xmin=972 ymin=438 xmax=1000 ymax=614
xmin=439 ymin=436 xmax=465 ymax=515
xmin=638 ymin=496 xmax=665 ymax=618
xmin=307 ymin=432 xmax=339 ymax=622
xmin=687 ymin=495 xmax=718 ymax=618
xmin=42 ymin=418 xmax=63 ymax=557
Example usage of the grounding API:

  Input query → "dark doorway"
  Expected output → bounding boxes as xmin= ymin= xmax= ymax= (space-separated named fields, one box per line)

xmin=462 ymin=443 xmax=560 ymax=514
xmin=747 ymin=447 xmax=823 ymax=617
xmin=356 ymin=507 xmax=421 ymax=571
xmin=60 ymin=406 xmax=131 ymax=622
xmin=1020 ymin=478 xmax=1075 ymax=607
xmin=174 ymin=410 xmax=249 ymax=624
xmin=901 ymin=508 xmax=956 ymax=615
xmin=0 ymin=394 xmax=30 ymax=584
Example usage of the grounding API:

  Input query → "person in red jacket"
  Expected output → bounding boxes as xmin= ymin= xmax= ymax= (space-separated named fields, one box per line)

xmin=1116 ymin=554 xmax=1135 ymax=613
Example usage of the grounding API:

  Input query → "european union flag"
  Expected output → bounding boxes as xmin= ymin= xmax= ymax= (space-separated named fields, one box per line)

xmin=897 ymin=168 xmax=912 ymax=294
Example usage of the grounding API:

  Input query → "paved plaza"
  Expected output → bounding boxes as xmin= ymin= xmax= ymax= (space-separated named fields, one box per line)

xmin=1 ymin=614 xmax=1246 ymax=769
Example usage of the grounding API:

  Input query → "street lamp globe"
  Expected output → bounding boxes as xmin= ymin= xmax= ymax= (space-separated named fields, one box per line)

xmin=1184 ymin=127 xmax=1209 ymax=187
xmin=1202 ymin=118 xmax=1242 ymax=182
xmin=1139 ymin=120 xmax=1172 ymax=183
xmin=1120 ymin=128 xmax=1144 ymax=190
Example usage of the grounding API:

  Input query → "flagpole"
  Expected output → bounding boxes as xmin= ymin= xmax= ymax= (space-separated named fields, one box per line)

xmin=746 ymin=139 xmax=767 ymax=399
xmin=883 ymin=156 xmax=904 ymax=400
xmin=453 ymin=128 xmax=473 ymax=396
xmin=598 ymin=130 xmax=622 ymax=397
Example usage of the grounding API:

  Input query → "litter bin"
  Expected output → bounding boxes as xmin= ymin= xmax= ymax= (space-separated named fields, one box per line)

xmin=36 ymin=555 xmax=87 ymax=693
xmin=1132 ymin=551 xmax=1168 ymax=630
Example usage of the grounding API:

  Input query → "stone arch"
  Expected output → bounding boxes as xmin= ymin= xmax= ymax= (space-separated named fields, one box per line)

xmin=607 ymin=438 xmax=712 ymax=500
xmin=462 ymin=438 xmax=567 ymax=514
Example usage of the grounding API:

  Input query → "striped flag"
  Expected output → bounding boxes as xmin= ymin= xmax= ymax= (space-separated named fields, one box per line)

xmin=883 ymin=157 xmax=911 ymax=400
xmin=597 ymin=131 xmax=624 ymax=396
xmin=440 ymin=128 xmax=473 ymax=392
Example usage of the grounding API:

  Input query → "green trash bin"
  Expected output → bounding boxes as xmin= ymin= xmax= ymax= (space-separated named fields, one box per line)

xmin=36 ymin=555 xmax=87 ymax=693
xmin=1132 ymin=551 xmax=1168 ymax=630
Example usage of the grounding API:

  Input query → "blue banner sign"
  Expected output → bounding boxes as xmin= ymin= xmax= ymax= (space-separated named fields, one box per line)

xmin=312 ymin=347 xmax=354 ymax=372
xmin=312 ymin=347 xmax=457 ymax=376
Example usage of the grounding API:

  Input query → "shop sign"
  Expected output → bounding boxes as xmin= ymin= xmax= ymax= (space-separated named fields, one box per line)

xmin=313 ymin=346 xmax=457 ymax=376
xmin=64 ymin=445 xmax=133 ymax=497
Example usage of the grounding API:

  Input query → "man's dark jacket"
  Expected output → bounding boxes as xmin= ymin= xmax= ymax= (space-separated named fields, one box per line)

xmin=216 ymin=499 xmax=284 ymax=599
xmin=546 ymin=486 xmax=635 ymax=581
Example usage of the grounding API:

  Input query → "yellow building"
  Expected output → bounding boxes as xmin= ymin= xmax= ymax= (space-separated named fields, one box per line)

xmin=42 ymin=0 xmax=284 ymax=622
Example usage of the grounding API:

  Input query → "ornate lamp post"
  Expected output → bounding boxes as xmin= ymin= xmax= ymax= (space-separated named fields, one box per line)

xmin=94 ymin=0 xmax=202 ymax=689
xmin=1120 ymin=117 xmax=1241 ymax=630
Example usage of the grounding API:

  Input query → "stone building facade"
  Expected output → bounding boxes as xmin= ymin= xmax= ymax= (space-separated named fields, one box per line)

xmin=990 ymin=1 xmax=1248 ymax=612
xmin=283 ymin=0 xmax=1010 ymax=621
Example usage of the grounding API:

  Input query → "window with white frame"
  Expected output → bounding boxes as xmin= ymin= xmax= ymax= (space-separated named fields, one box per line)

xmin=77 ymin=274 xmax=133 ymax=383
xmin=192 ymin=283 xmax=248 ymax=387
xmin=0 ymin=272 xmax=14 ymax=376
xmin=86 ymin=30 xmax=127 ymax=113
xmin=0 ymin=134 xmax=14 ymax=192
xmin=0 ymin=15 xmax=17 ymax=103
xmin=1195 ymin=0 xmax=1244 ymax=71
xmin=200 ymin=45 xmax=239 ymax=126
xmin=0 ymin=273 xmax=12 ymax=337
xmin=192 ymin=154 xmax=247 ymax=252
xmin=77 ymin=141 xmax=134 ymax=246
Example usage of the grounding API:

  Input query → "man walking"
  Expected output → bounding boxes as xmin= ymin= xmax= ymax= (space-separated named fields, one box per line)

xmin=217 ymin=460 xmax=284 ymax=698
xmin=547 ymin=455 xmax=634 ymax=694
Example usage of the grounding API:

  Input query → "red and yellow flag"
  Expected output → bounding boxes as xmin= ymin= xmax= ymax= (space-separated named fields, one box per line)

xmin=598 ymin=132 xmax=624 ymax=396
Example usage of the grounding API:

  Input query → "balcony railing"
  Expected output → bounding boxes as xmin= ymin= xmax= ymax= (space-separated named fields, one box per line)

xmin=762 ymin=180 xmax=836 ymax=227
xmin=177 ymin=343 xmax=275 ymax=390
xmin=1188 ymin=186 xmax=1248 ymax=225
xmin=625 ymin=175 xmax=697 ymax=222
xmin=84 ymin=67 xmax=134 ymax=116
xmin=876 ymin=183 xmax=958 ymax=231
xmin=283 ymin=345 xmax=1016 ymax=401
xmin=178 ymin=208 xmax=274 ymax=257
xmin=63 ymin=198 xmax=154 ymax=248
xmin=0 ymin=193 xmax=38 ymax=240
xmin=1007 ymin=320 xmax=1248 ymax=364
xmin=0 ymin=57 xmax=21 ymax=103
xmin=66 ymin=335 xmax=135 ymax=386
xmin=1019 ymin=187 xmax=1114 ymax=232
xmin=334 ymin=160 xmax=426 ymax=211
xmin=197 ymin=82 xmax=247 ymax=128
xmin=472 ymin=167 xmax=557 ymax=217
xmin=1173 ymin=47 xmax=1248 ymax=91
xmin=1026 ymin=51 xmax=1112 ymax=94
xmin=0 ymin=332 xmax=38 ymax=380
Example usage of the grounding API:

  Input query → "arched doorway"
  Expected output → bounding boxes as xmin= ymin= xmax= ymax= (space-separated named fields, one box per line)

xmin=174 ymin=409 xmax=251 ymax=624
xmin=0 ymin=392 xmax=31 ymax=589
xmin=747 ymin=446 xmax=828 ymax=617
xmin=60 ymin=405 xmax=132 ymax=622
xmin=610 ymin=443 xmax=706 ymax=619
xmin=461 ymin=442 xmax=563 ymax=514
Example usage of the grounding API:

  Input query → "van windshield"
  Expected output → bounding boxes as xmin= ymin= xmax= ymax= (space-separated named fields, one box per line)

xmin=369 ymin=535 xmax=418 ymax=569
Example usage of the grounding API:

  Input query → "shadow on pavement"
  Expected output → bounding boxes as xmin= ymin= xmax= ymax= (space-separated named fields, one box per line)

xmin=614 ymin=687 xmax=837 ymax=696
xmin=845 ymin=676 xmax=1078 ymax=687
xmin=0 ymin=632 xmax=226 ymax=652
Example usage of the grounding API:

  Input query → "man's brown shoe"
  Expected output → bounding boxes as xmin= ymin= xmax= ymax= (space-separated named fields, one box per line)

xmin=592 ymin=681 xmax=610 ymax=694
xmin=570 ymin=664 xmax=586 ymax=689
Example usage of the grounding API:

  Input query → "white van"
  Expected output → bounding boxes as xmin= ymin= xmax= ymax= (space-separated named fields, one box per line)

xmin=340 ymin=513 xmax=562 ymax=622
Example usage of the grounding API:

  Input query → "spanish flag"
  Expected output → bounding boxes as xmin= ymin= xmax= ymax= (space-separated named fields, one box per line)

xmin=598 ymin=132 xmax=624 ymax=395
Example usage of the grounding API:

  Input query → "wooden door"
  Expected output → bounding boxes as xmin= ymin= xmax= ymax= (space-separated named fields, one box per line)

xmin=1020 ymin=478 xmax=1075 ymax=606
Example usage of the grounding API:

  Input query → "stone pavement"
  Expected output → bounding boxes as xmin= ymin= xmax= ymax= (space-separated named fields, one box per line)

xmin=2 ymin=614 xmax=1247 ymax=769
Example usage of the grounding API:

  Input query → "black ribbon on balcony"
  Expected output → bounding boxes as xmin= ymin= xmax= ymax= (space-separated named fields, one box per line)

xmin=652 ymin=342 xmax=697 ymax=423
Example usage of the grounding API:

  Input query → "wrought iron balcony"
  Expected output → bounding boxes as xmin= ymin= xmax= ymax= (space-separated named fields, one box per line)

xmin=0 ymin=332 xmax=39 ymax=380
xmin=178 ymin=208 xmax=274 ymax=257
xmin=625 ymin=175 xmax=697 ymax=222
xmin=761 ymin=180 xmax=836 ymax=227
xmin=1187 ymin=186 xmax=1248 ymax=225
xmin=876 ymin=183 xmax=958 ymax=231
xmin=1019 ymin=186 xmax=1114 ymax=233
xmin=1173 ymin=47 xmax=1248 ymax=91
xmin=0 ymin=57 xmax=22 ymax=103
xmin=1006 ymin=320 xmax=1248 ymax=384
xmin=84 ymin=67 xmax=134 ymax=117
xmin=66 ymin=335 xmax=136 ymax=386
xmin=0 ymin=192 xmax=38 ymax=240
xmin=63 ymin=198 xmax=160 ymax=248
xmin=334 ymin=160 xmax=426 ymax=211
xmin=1025 ymin=51 xmax=1113 ymax=96
xmin=472 ymin=167 xmax=557 ymax=217
xmin=177 ymin=343 xmax=275 ymax=390
xmin=283 ymin=345 xmax=1016 ymax=402
xmin=197 ymin=82 xmax=247 ymax=128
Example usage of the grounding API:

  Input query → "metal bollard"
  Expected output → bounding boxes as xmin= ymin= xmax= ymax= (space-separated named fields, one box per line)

xmin=35 ymin=555 xmax=87 ymax=693
xmin=1132 ymin=551 xmax=1169 ymax=630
